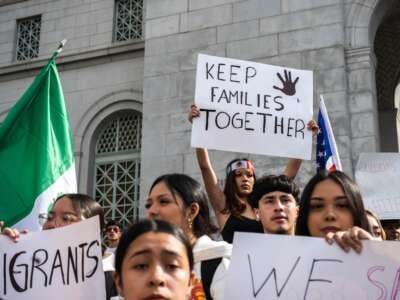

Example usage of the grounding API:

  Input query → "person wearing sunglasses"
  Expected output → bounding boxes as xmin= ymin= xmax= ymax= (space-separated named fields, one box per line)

xmin=104 ymin=219 xmax=122 ymax=255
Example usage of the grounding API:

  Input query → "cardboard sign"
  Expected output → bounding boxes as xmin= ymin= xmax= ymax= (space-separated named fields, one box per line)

xmin=225 ymin=232 xmax=400 ymax=300
xmin=192 ymin=54 xmax=313 ymax=160
xmin=356 ymin=153 xmax=400 ymax=220
xmin=0 ymin=217 xmax=106 ymax=300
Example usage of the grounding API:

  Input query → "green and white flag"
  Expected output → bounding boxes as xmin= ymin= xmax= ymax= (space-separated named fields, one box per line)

xmin=0 ymin=53 xmax=76 ymax=230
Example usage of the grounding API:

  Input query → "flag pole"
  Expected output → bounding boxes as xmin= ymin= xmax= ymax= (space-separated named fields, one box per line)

xmin=317 ymin=94 xmax=342 ymax=172
xmin=51 ymin=39 xmax=67 ymax=60
xmin=56 ymin=39 xmax=67 ymax=54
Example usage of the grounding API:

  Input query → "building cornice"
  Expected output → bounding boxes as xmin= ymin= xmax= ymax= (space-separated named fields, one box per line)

xmin=0 ymin=41 xmax=144 ymax=81
xmin=0 ymin=0 xmax=27 ymax=7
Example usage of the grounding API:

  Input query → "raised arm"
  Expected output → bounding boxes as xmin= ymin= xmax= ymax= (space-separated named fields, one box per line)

xmin=189 ymin=105 xmax=227 ymax=227
xmin=283 ymin=158 xmax=302 ymax=179
xmin=195 ymin=148 xmax=226 ymax=215
xmin=283 ymin=120 xmax=319 ymax=179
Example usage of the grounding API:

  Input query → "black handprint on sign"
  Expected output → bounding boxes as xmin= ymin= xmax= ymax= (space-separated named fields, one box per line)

xmin=273 ymin=69 xmax=299 ymax=96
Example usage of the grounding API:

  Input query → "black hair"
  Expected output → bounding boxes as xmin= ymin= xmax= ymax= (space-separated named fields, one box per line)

xmin=105 ymin=219 xmax=121 ymax=230
xmin=149 ymin=173 xmax=217 ymax=237
xmin=55 ymin=193 xmax=105 ymax=230
xmin=115 ymin=219 xmax=194 ymax=279
xmin=295 ymin=170 xmax=370 ymax=236
xmin=249 ymin=175 xmax=300 ymax=209
xmin=222 ymin=158 xmax=255 ymax=216
xmin=366 ymin=209 xmax=386 ymax=240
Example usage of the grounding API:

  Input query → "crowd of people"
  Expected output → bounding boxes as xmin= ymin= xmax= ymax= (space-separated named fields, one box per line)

xmin=1 ymin=106 xmax=398 ymax=300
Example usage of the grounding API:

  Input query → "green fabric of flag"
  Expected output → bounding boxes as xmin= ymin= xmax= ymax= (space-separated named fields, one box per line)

xmin=0 ymin=54 xmax=75 ymax=228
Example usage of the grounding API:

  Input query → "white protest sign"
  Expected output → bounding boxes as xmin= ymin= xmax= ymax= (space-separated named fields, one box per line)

xmin=0 ymin=217 xmax=106 ymax=300
xmin=356 ymin=153 xmax=400 ymax=220
xmin=225 ymin=232 xmax=400 ymax=300
xmin=192 ymin=54 xmax=313 ymax=160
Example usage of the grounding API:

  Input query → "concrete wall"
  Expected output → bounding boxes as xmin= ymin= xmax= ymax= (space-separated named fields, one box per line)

xmin=0 ymin=0 xmax=391 ymax=219
xmin=0 ymin=0 xmax=145 ymax=195
xmin=141 ymin=0 xmax=356 ymax=211
xmin=0 ymin=0 xmax=115 ymax=65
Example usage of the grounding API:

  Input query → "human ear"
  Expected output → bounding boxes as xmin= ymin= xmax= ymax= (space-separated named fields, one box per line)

xmin=113 ymin=272 xmax=125 ymax=297
xmin=254 ymin=208 xmax=260 ymax=221
xmin=187 ymin=203 xmax=200 ymax=220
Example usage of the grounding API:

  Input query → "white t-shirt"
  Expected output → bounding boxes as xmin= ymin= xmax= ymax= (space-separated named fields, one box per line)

xmin=192 ymin=235 xmax=232 ymax=300
xmin=102 ymin=252 xmax=115 ymax=272
xmin=105 ymin=246 xmax=117 ymax=255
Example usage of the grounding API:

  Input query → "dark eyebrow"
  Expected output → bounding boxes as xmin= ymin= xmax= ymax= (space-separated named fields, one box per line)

xmin=334 ymin=196 xmax=349 ymax=201
xmin=48 ymin=210 xmax=78 ymax=215
xmin=279 ymin=195 xmax=294 ymax=201
xmin=146 ymin=193 xmax=169 ymax=202
xmin=160 ymin=193 xmax=180 ymax=205
xmin=309 ymin=197 xmax=323 ymax=201
xmin=309 ymin=196 xmax=348 ymax=201
xmin=129 ymin=249 xmax=151 ymax=259
xmin=129 ymin=249 xmax=181 ymax=260
xmin=162 ymin=250 xmax=181 ymax=259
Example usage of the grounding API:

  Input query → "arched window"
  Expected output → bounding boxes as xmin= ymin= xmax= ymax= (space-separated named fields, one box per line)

xmin=374 ymin=4 xmax=400 ymax=152
xmin=94 ymin=111 xmax=142 ymax=227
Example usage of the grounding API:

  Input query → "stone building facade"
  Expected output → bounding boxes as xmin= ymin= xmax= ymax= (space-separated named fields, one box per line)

xmin=0 ymin=0 xmax=397 ymax=224
xmin=0 ymin=0 xmax=145 ymax=226
xmin=142 ymin=0 xmax=399 ymax=191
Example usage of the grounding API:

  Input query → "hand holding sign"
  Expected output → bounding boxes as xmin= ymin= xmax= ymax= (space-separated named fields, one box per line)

xmin=325 ymin=226 xmax=374 ymax=253
xmin=225 ymin=232 xmax=400 ymax=300
xmin=1 ymin=226 xmax=28 ymax=242
xmin=0 ymin=217 xmax=105 ymax=300
xmin=188 ymin=104 xmax=200 ymax=123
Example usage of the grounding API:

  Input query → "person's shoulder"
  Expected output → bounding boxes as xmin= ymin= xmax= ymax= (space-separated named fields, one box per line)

xmin=193 ymin=235 xmax=232 ymax=262
xmin=105 ymin=246 xmax=117 ymax=255
xmin=102 ymin=252 xmax=115 ymax=272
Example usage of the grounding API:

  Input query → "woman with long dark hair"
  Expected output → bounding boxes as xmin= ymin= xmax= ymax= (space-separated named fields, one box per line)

xmin=189 ymin=104 xmax=317 ymax=243
xmin=366 ymin=209 xmax=386 ymax=240
xmin=296 ymin=171 xmax=373 ymax=252
xmin=145 ymin=173 xmax=231 ymax=300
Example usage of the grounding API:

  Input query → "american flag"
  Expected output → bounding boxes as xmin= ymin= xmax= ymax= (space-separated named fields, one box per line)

xmin=316 ymin=96 xmax=342 ymax=172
